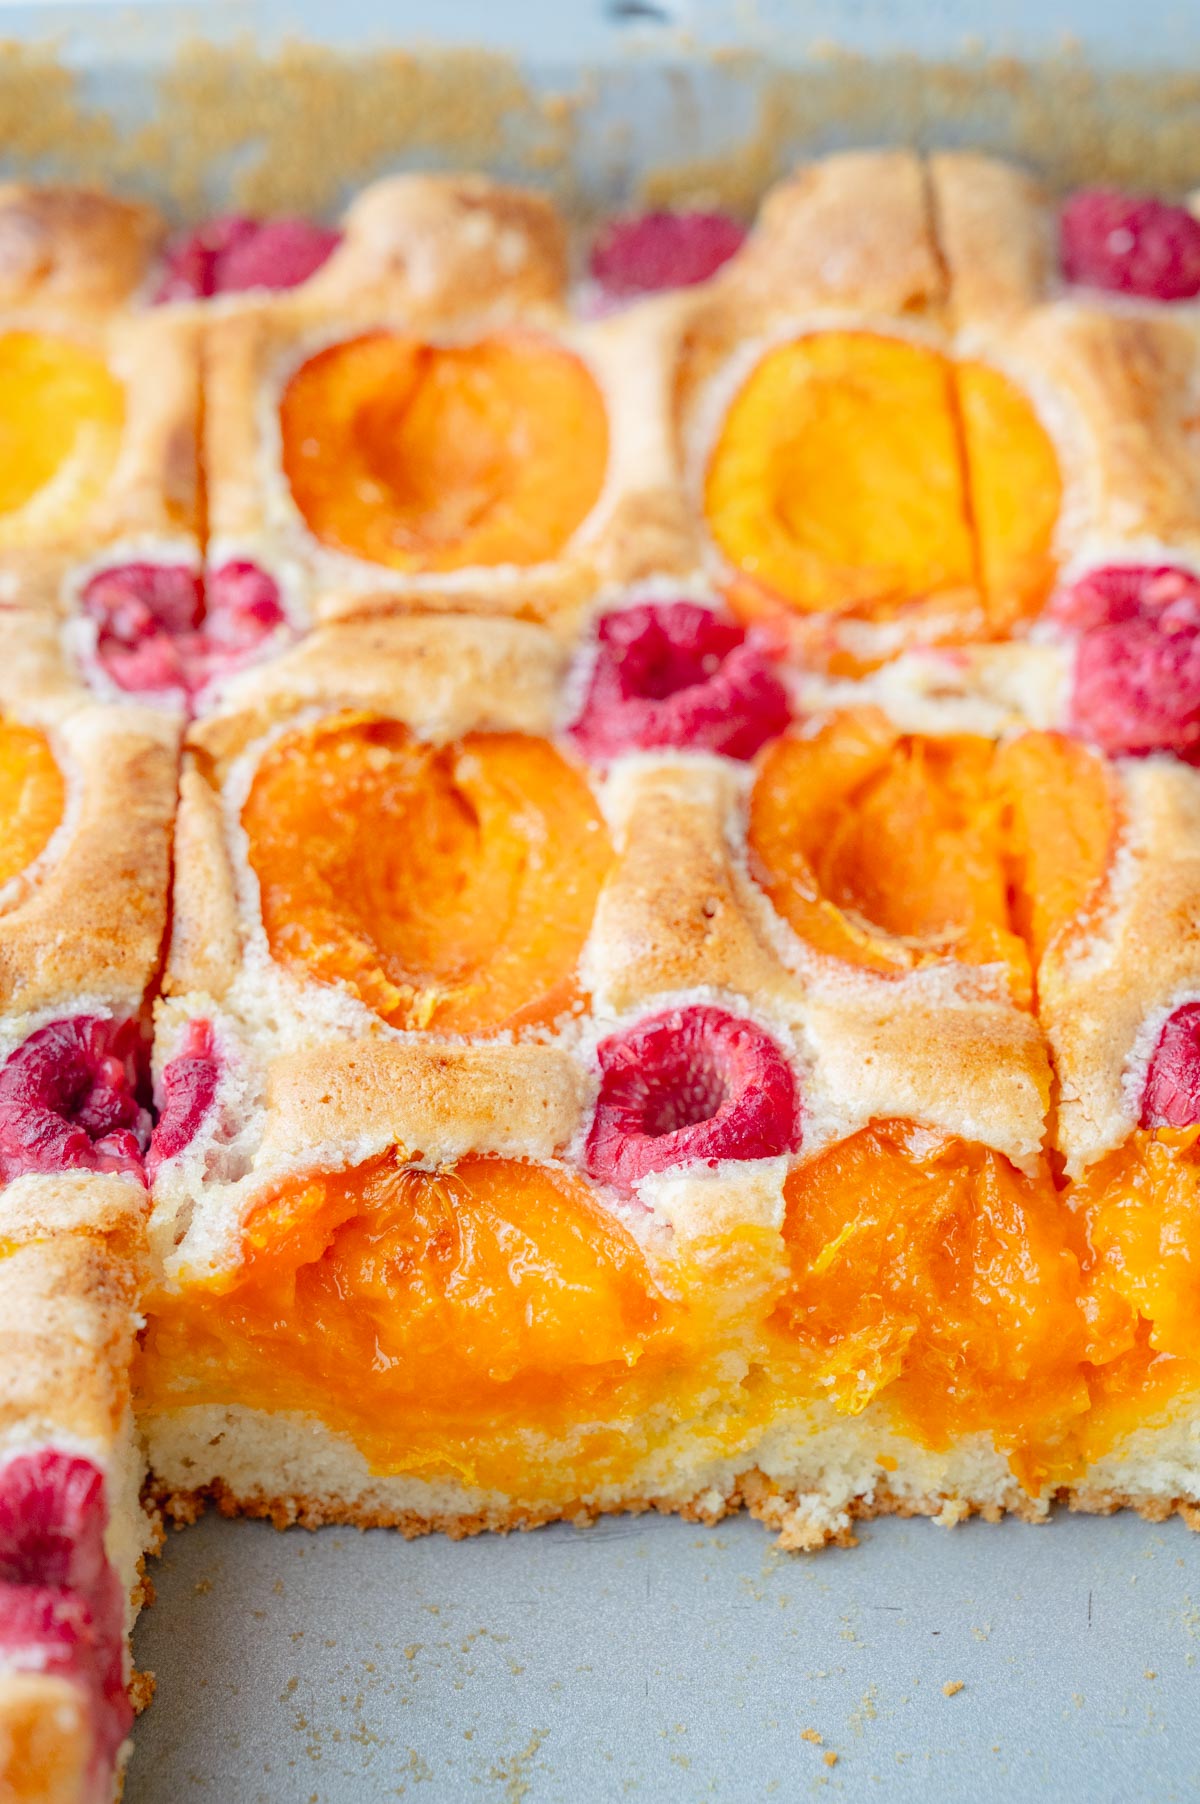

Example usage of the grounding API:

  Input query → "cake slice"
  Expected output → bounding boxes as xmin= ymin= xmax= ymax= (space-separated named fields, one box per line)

xmin=0 ymin=610 xmax=177 ymax=1799
xmin=0 ymin=1178 xmax=154 ymax=1804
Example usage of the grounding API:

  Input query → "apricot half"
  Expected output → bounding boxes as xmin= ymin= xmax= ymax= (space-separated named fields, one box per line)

xmin=774 ymin=1120 xmax=1092 ymax=1480
xmin=0 ymin=331 xmax=124 ymax=545
xmin=747 ymin=714 xmax=1115 ymax=994
xmin=280 ymin=329 xmax=609 ymax=572
xmin=139 ymin=1152 xmax=667 ymax=1480
xmin=704 ymin=330 xmax=1059 ymax=638
xmin=242 ymin=713 xmax=612 ymax=1033
xmin=0 ymin=719 xmax=64 ymax=888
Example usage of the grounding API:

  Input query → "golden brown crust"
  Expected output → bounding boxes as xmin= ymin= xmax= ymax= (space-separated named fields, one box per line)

xmin=150 ymin=1464 xmax=1200 ymax=1555
xmin=161 ymin=762 xmax=241 ymax=1004
xmin=258 ymin=1039 xmax=585 ymax=1170
xmin=800 ymin=990 xmax=1052 ymax=1171
xmin=191 ymin=614 xmax=566 ymax=776
xmin=718 ymin=149 xmax=945 ymax=323
xmin=0 ymin=1172 xmax=148 ymax=1255
xmin=0 ymin=1236 xmax=141 ymax=1451
xmin=1008 ymin=302 xmax=1200 ymax=558
xmin=0 ymin=699 xmax=179 ymax=1022
xmin=0 ymin=184 xmax=163 ymax=316
xmin=928 ymin=152 xmax=1052 ymax=333
xmin=1041 ymin=758 xmax=1200 ymax=1174
xmin=301 ymin=173 xmax=568 ymax=321
xmin=588 ymin=759 xmax=784 ymax=1012
xmin=95 ymin=312 xmax=202 ymax=547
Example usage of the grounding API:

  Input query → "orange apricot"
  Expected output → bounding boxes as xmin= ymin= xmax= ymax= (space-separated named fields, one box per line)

xmin=705 ymin=332 xmax=976 ymax=622
xmin=774 ymin=1121 xmax=1092 ymax=1476
xmin=956 ymin=361 xmax=1062 ymax=632
xmin=242 ymin=713 xmax=612 ymax=1034
xmin=703 ymin=331 xmax=1059 ymax=639
xmin=995 ymin=731 xmax=1117 ymax=973
xmin=280 ymin=329 xmax=608 ymax=572
xmin=747 ymin=710 xmax=1030 ymax=990
xmin=140 ymin=1153 xmax=667 ymax=1476
xmin=0 ymin=331 xmax=124 ymax=544
xmin=0 ymin=719 xmax=64 ymax=887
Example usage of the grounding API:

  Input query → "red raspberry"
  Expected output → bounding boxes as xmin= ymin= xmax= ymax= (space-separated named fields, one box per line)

xmin=1060 ymin=189 xmax=1200 ymax=301
xmin=82 ymin=561 xmax=285 ymax=704
xmin=1051 ymin=566 xmax=1200 ymax=760
xmin=0 ymin=1450 xmax=131 ymax=1795
xmin=154 ymin=214 xmax=341 ymax=301
xmin=0 ymin=1017 xmax=150 ymax=1183
xmin=147 ymin=1020 xmax=219 ymax=1181
xmin=81 ymin=563 xmax=203 ymax=699
xmin=0 ymin=1452 xmax=107 ymax=1594
xmin=569 ymin=602 xmax=790 ymax=763
xmin=590 ymin=211 xmax=746 ymax=298
xmin=585 ymin=1005 xmax=801 ymax=1190
xmin=1141 ymin=1003 xmax=1200 ymax=1129
xmin=1049 ymin=565 xmax=1200 ymax=634
xmin=205 ymin=560 xmax=286 ymax=646
xmin=0 ymin=1583 xmax=132 ymax=1789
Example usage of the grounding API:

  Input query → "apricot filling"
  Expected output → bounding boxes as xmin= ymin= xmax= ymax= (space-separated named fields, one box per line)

xmin=0 ymin=719 xmax=64 ymax=889
xmin=747 ymin=712 xmax=1116 ymax=993
xmin=280 ymin=329 xmax=608 ymax=572
xmin=243 ymin=713 xmax=612 ymax=1033
xmin=0 ymin=331 xmax=124 ymax=545
xmin=703 ymin=330 xmax=1059 ymax=637
xmin=773 ymin=1121 xmax=1094 ymax=1485
xmin=139 ymin=1154 xmax=689 ymax=1486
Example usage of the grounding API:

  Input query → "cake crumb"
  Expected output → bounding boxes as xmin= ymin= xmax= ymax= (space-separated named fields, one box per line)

xmin=943 ymin=1680 xmax=964 ymax=1697
xmin=1144 ymin=1669 xmax=1158 ymax=1680
xmin=823 ymin=1751 xmax=839 ymax=1767
xmin=801 ymin=1728 xmax=823 ymax=1744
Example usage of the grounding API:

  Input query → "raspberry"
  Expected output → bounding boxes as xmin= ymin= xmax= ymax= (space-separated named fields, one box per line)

xmin=0 ymin=1452 xmax=107 ymax=1594
xmin=147 ymin=1020 xmax=218 ymax=1181
xmin=205 ymin=560 xmax=286 ymax=647
xmin=0 ymin=1017 xmax=150 ymax=1183
xmin=1141 ymin=1003 xmax=1200 ymax=1128
xmin=153 ymin=214 xmax=341 ymax=301
xmin=0 ymin=1452 xmax=131 ymax=1793
xmin=569 ymin=602 xmax=790 ymax=763
xmin=82 ymin=561 xmax=285 ymax=705
xmin=585 ymin=1005 xmax=801 ymax=1190
xmin=1051 ymin=566 xmax=1200 ymax=760
xmin=1048 ymin=565 xmax=1200 ymax=634
xmin=1060 ymin=189 xmax=1200 ymax=301
xmin=590 ymin=211 xmax=746 ymax=298
xmin=0 ymin=1583 xmax=132 ymax=1787
xmin=81 ymin=563 xmax=203 ymax=699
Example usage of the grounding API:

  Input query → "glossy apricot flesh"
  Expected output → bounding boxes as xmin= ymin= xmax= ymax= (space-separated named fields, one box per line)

xmin=242 ymin=713 xmax=612 ymax=1034
xmin=774 ymin=1122 xmax=1094 ymax=1482
xmin=704 ymin=331 xmax=1059 ymax=634
xmin=956 ymin=361 xmax=1062 ymax=635
xmin=280 ymin=329 xmax=608 ymax=572
xmin=0 ymin=720 xmax=64 ymax=889
xmin=140 ymin=1154 xmax=679 ymax=1484
xmin=0 ymin=332 xmax=124 ymax=543
xmin=747 ymin=714 xmax=1114 ymax=992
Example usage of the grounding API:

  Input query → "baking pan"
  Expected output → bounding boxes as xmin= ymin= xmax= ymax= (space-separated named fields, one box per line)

xmin=4 ymin=4 xmax=1200 ymax=1798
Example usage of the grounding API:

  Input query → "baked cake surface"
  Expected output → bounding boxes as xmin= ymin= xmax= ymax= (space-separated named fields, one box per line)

xmin=5 ymin=148 xmax=1200 ymax=1799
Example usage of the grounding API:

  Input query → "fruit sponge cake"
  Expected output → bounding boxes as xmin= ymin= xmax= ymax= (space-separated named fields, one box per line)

xmin=127 ymin=591 xmax=1199 ymax=1551
xmin=10 ymin=142 xmax=1200 ymax=1800
xmin=0 ymin=609 xmax=177 ymax=1802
